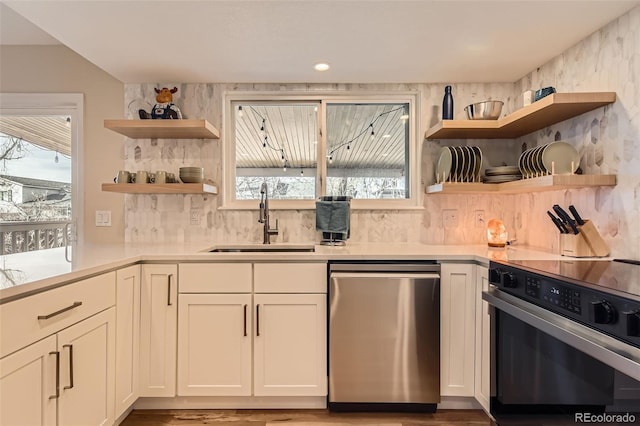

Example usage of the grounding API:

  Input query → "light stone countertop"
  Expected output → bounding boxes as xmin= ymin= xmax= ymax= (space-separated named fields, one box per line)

xmin=0 ymin=241 xmax=565 ymax=303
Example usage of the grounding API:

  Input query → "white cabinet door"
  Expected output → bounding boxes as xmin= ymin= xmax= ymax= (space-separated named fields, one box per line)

xmin=474 ymin=265 xmax=490 ymax=412
xmin=139 ymin=264 xmax=178 ymax=397
xmin=0 ymin=335 xmax=57 ymax=426
xmin=115 ymin=265 xmax=141 ymax=417
xmin=177 ymin=294 xmax=252 ymax=396
xmin=57 ymin=307 xmax=116 ymax=426
xmin=253 ymin=293 xmax=327 ymax=396
xmin=440 ymin=263 xmax=476 ymax=397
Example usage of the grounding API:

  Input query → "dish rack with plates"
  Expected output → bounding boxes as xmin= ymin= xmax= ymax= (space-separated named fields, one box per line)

xmin=518 ymin=141 xmax=579 ymax=179
xmin=435 ymin=146 xmax=483 ymax=183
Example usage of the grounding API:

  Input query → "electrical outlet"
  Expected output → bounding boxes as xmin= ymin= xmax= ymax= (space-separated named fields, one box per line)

xmin=95 ymin=210 xmax=111 ymax=227
xmin=474 ymin=210 xmax=485 ymax=228
xmin=443 ymin=209 xmax=459 ymax=228
xmin=190 ymin=210 xmax=201 ymax=225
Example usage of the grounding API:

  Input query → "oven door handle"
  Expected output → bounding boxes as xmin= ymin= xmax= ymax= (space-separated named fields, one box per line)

xmin=482 ymin=287 xmax=640 ymax=382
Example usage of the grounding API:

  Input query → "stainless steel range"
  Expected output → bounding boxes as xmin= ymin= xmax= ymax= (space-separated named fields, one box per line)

xmin=483 ymin=259 xmax=640 ymax=423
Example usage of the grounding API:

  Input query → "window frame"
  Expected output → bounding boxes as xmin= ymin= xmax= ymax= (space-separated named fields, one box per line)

xmin=0 ymin=93 xmax=84 ymax=242
xmin=222 ymin=92 xmax=421 ymax=210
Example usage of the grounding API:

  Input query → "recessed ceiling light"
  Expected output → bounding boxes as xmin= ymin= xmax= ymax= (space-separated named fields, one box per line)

xmin=314 ymin=63 xmax=330 ymax=72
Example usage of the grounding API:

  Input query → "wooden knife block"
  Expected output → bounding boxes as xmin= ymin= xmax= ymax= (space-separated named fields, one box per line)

xmin=559 ymin=220 xmax=609 ymax=257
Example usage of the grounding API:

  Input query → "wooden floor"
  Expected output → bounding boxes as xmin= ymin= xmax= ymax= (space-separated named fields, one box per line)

xmin=121 ymin=409 xmax=493 ymax=426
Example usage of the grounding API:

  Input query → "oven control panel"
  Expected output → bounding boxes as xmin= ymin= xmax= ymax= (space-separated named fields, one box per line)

xmin=541 ymin=281 xmax=582 ymax=314
xmin=488 ymin=262 xmax=640 ymax=348
xmin=522 ymin=276 xmax=582 ymax=314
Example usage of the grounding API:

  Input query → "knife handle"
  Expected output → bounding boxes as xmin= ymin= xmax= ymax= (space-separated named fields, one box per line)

xmin=547 ymin=211 xmax=567 ymax=233
xmin=568 ymin=205 xmax=585 ymax=225
xmin=553 ymin=205 xmax=579 ymax=234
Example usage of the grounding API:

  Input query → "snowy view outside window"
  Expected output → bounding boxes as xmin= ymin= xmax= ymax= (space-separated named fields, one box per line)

xmin=0 ymin=115 xmax=73 ymax=256
xmin=233 ymin=101 xmax=410 ymax=201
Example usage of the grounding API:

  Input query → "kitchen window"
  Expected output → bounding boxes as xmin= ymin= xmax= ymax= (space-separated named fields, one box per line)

xmin=223 ymin=93 xmax=420 ymax=210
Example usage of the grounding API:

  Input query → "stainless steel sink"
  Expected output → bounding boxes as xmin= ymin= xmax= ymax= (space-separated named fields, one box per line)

xmin=208 ymin=244 xmax=315 ymax=253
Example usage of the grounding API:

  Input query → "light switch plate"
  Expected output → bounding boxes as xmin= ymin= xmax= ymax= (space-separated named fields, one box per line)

xmin=96 ymin=210 xmax=112 ymax=227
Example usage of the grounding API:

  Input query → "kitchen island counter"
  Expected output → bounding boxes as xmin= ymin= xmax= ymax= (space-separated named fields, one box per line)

xmin=1 ymin=242 xmax=567 ymax=303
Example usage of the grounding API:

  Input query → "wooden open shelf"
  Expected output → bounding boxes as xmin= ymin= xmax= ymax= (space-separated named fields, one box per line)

xmin=425 ymin=174 xmax=616 ymax=194
xmin=424 ymin=92 xmax=616 ymax=140
xmin=102 ymin=183 xmax=218 ymax=194
xmin=104 ymin=119 xmax=220 ymax=139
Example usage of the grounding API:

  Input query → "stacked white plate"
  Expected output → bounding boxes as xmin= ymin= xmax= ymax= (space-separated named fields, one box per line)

xmin=483 ymin=166 xmax=522 ymax=183
xmin=518 ymin=141 xmax=580 ymax=178
xmin=435 ymin=146 xmax=483 ymax=183
xmin=179 ymin=166 xmax=204 ymax=183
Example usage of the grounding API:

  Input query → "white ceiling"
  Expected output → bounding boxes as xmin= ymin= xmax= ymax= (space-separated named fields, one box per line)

xmin=1 ymin=0 xmax=639 ymax=84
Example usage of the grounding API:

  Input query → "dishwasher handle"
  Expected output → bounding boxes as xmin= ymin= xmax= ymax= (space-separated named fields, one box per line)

xmin=330 ymin=263 xmax=440 ymax=273
xmin=330 ymin=272 xmax=440 ymax=280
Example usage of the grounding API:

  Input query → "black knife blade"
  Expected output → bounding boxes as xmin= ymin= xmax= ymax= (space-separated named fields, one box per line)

xmin=568 ymin=205 xmax=585 ymax=226
xmin=553 ymin=204 xmax=579 ymax=234
xmin=547 ymin=210 xmax=568 ymax=233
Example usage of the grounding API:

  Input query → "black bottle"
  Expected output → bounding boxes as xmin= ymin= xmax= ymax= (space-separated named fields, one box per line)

xmin=442 ymin=85 xmax=453 ymax=120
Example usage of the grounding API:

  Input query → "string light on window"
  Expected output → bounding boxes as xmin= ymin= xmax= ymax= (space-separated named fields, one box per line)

xmin=400 ymin=114 xmax=409 ymax=121
xmin=327 ymin=105 xmax=406 ymax=160
xmin=247 ymin=106 xmax=289 ymax=166
xmin=237 ymin=105 xmax=244 ymax=117
xmin=65 ymin=117 xmax=71 ymax=127
xmin=54 ymin=151 xmax=59 ymax=163
xmin=300 ymin=168 xmax=304 ymax=176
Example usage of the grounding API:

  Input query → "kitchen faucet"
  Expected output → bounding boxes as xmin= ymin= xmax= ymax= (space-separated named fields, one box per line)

xmin=258 ymin=182 xmax=279 ymax=244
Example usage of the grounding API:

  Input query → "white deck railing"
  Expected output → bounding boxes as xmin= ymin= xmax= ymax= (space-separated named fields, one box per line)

xmin=0 ymin=221 xmax=70 ymax=255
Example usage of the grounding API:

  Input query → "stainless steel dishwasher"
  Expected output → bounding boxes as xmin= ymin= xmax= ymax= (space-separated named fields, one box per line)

xmin=328 ymin=262 xmax=440 ymax=412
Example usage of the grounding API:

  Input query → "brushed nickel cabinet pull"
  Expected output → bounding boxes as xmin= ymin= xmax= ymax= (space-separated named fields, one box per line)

xmin=256 ymin=304 xmax=260 ymax=337
xmin=243 ymin=304 xmax=248 ymax=337
xmin=63 ymin=344 xmax=74 ymax=390
xmin=167 ymin=274 xmax=173 ymax=306
xmin=38 ymin=301 xmax=82 ymax=320
xmin=49 ymin=351 xmax=60 ymax=400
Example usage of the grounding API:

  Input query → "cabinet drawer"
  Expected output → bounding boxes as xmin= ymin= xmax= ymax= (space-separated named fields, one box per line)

xmin=254 ymin=263 xmax=327 ymax=293
xmin=0 ymin=272 xmax=116 ymax=358
xmin=179 ymin=263 xmax=252 ymax=293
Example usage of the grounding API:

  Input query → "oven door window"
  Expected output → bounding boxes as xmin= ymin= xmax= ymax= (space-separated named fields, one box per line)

xmin=495 ymin=310 xmax=615 ymax=412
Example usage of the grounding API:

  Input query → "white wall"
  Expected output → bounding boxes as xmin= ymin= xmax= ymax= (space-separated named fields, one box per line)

xmin=0 ymin=45 xmax=125 ymax=244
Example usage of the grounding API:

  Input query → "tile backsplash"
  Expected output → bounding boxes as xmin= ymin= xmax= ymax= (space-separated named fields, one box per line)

xmin=123 ymin=6 xmax=639 ymax=259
